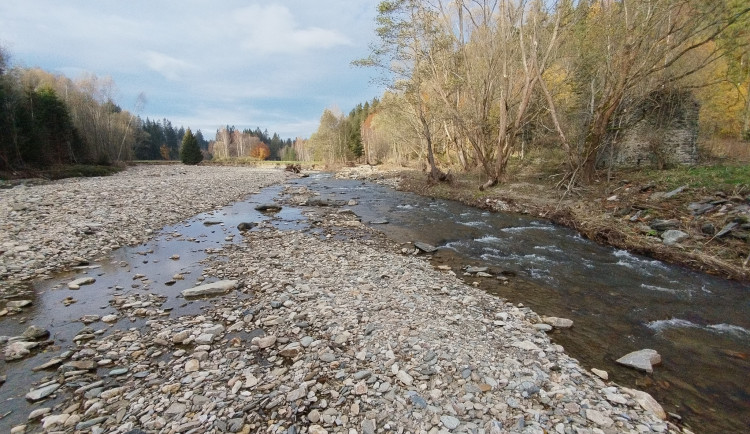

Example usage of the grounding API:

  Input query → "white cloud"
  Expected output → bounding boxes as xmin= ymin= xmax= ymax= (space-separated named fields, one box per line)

xmin=143 ymin=51 xmax=193 ymax=81
xmin=233 ymin=4 xmax=352 ymax=55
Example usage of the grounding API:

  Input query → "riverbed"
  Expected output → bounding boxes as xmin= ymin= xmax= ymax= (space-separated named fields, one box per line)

xmin=1 ymin=167 xmax=741 ymax=432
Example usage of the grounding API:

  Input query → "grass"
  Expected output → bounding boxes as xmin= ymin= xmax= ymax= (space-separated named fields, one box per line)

xmin=635 ymin=164 xmax=750 ymax=192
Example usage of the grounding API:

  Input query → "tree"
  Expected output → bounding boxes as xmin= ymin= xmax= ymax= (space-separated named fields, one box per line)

xmin=180 ymin=128 xmax=203 ymax=165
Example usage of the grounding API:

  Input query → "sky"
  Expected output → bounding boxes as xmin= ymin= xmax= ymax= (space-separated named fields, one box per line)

xmin=0 ymin=0 xmax=383 ymax=139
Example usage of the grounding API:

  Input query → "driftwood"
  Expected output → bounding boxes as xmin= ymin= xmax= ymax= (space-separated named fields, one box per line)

xmin=285 ymin=164 xmax=302 ymax=174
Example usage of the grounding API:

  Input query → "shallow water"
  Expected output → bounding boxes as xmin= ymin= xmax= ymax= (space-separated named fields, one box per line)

xmin=1 ymin=174 xmax=748 ymax=432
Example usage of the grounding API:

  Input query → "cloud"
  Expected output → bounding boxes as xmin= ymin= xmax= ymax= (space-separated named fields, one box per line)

xmin=233 ymin=4 xmax=352 ymax=55
xmin=143 ymin=51 xmax=193 ymax=81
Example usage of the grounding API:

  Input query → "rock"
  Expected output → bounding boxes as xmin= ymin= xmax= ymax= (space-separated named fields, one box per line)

xmin=28 ymin=407 xmax=51 ymax=420
xmin=440 ymin=415 xmax=461 ymax=430
xmin=185 ymin=359 xmax=200 ymax=373
xmin=80 ymin=314 xmax=100 ymax=324
xmin=6 ymin=300 xmax=32 ymax=308
xmin=5 ymin=341 xmax=37 ymax=360
xmin=414 ymin=242 xmax=438 ymax=253
xmin=102 ymin=314 xmax=118 ymax=323
xmin=662 ymin=229 xmax=689 ymax=246
xmin=308 ymin=425 xmax=328 ymax=434
xmin=308 ymin=409 xmax=321 ymax=423
xmin=623 ymin=387 xmax=667 ymax=420
xmin=237 ymin=222 xmax=257 ymax=231
xmin=533 ymin=323 xmax=553 ymax=332
xmin=649 ymin=219 xmax=680 ymax=232
xmin=22 ymin=325 xmax=50 ymax=340
xmin=68 ymin=277 xmax=95 ymax=289
xmin=181 ymin=280 xmax=238 ymax=298
xmin=542 ymin=316 xmax=574 ymax=328
xmin=194 ymin=333 xmax=215 ymax=345
xmin=361 ymin=419 xmax=376 ymax=434
xmin=255 ymin=203 xmax=282 ymax=212
xmin=26 ymin=383 xmax=60 ymax=401
xmin=715 ymin=221 xmax=739 ymax=238
xmin=586 ymin=409 xmax=614 ymax=427
xmin=591 ymin=368 xmax=609 ymax=380
xmin=701 ymin=222 xmax=716 ymax=235
xmin=255 ymin=335 xmax=276 ymax=349
xmin=616 ymin=349 xmax=662 ymax=373
xmin=512 ymin=341 xmax=540 ymax=351
xmin=466 ymin=266 xmax=489 ymax=274
xmin=279 ymin=342 xmax=301 ymax=358
xmin=396 ymin=370 xmax=414 ymax=386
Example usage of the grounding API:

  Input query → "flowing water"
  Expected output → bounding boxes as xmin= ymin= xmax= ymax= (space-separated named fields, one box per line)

xmin=1 ymin=174 xmax=748 ymax=432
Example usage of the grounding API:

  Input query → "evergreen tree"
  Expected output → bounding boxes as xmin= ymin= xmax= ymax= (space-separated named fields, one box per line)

xmin=180 ymin=128 xmax=203 ymax=165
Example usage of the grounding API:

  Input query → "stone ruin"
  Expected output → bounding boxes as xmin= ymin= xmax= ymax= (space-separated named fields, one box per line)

xmin=600 ymin=89 xmax=700 ymax=169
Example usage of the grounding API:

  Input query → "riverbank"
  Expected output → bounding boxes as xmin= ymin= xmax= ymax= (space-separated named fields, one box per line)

xmin=0 ymin=165 xmax=680 ymax=433
xmin=338 ymin=165 xmax=750 ymax=282
xmin=0 ymin=165 xmax=290 ymax=297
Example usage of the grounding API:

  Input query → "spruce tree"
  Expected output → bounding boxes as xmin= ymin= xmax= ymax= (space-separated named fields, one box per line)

xmin=180 ymin=128 xmax=203 ymax=165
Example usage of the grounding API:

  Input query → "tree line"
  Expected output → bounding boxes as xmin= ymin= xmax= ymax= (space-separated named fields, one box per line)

xmin=0 ymin=46 xmax=295 ymax=172
xmin=305 ymin=0 xmax=750 ymax=187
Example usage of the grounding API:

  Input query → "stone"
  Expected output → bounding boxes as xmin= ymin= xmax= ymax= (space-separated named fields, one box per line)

xmin=662 ymin=230 xmax=689 ymax=246
xmin=5 ymin=341 xmax=37 ymax=361
xmin=28 ymin=407 xmax=51 ymax=420
xmin=542 ymin=316 xmax=574 ymax=328
xmin=308 ymin=409 xmax=321 ymax=423
xmin=68 ymin=277 xmax=95 ymax=289
xmin=102 ymin=314 xmax=118 ymax=323
xmin=308 ymin=425 xmax=327 ymax=434
xmin=255 ymin=335 xmax=276 ymax=349
xmin=26 ymin=383 xmax=60 ymax=401
xmin=237 ymin=222 xmax=257 ymax=231
xmin=396 ymin=370 xmax=414 ymax=386
xmin=22 ymin=325 xmax=50 ymax=340
xmin=591 ymin=368 xmax=609 ymax=380
xmin=6 ymin=300 xmax=32 ymax=308
xmin=185 ymin=359 xmax=200 ymax=373
xmin=616 ymin=349 xmax=662 ymax=373
xmin=181 ymin=280 xmax=238 ymax=298
xmin=194 ymin=333 xmax=215 ymax=345
xmin=414 ymin=242 xmax=438 ymax=253
xmin=255 ymin=203 xmax=282 ymax=212
xmin=623 ymin=387 xmax=668 ymax=420
xmin=586 ymin=409 xmax=614 ymax=427
xmin=440 ymin=415 xmax=461 ymax=430
xmin=361 ymin=419 xmax=376 ymax=434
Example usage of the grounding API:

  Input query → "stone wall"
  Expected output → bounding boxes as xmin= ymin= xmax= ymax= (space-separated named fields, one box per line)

xmin=600 ymin=90 xmax=699 ymax=169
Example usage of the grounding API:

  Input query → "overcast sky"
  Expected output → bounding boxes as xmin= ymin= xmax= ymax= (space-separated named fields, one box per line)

xmin=0 ymin=0 xmax=383 ymax=139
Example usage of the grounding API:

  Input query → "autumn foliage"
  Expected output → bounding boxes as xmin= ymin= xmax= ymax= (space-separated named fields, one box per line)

xmin=250 ymin=142 xmax=271 ymax=160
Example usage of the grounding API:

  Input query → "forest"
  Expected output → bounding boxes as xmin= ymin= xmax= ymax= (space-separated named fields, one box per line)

xmin=0 ymin=46 xmax=294 ymax=173
xmin=305 ymin=0 xmax=750 ymax=187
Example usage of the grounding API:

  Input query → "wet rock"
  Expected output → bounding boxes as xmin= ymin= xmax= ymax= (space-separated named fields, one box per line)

xmin=6 ymin=300 xmax=32 ymax=309
xmin=5 ymin=341 xmax=37 ymax=360
xmin=255 ymin=203 xmax=282 ymax=212
xmin=623 ymin=387 xmax=667 ymax=420
xmin=414 ymin=242 xmax=438 ymax=253
xmin=26 ymin=383 xmax=60 ymax=401
xmin=181 ymin=280 xmax=238 ymax=298
xmin=542 ymin=316 xmax=574 ymax=328
xmin=22 ymin=325 xmax=50 ymax=340
xmin=237 ymin=222 xmax=257 ymax=231
xmin=68 ymin=277 xmax=95 ymax=289
xmin=616 ymin=349 xmax=662 ymax=373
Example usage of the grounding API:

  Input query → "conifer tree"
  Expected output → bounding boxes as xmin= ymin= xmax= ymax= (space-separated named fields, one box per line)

xmin=180 ymin=128 xmax=203 ymax=165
